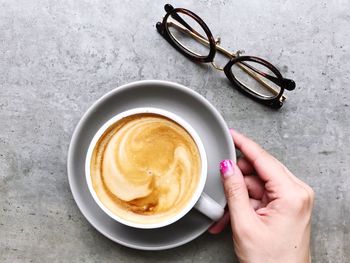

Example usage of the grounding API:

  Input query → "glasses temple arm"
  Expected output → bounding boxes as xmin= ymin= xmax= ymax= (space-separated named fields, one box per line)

xmin=239 ymin=61 xmax=295 ymax=90
xmin=168 ymin=20 xmax=232 ymax=57
xmin=169 ymin=12 xmax=205 ymax=40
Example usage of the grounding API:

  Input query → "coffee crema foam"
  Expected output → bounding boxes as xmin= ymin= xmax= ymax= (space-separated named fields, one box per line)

xmin=90 ymin=114 xmax=201 ymax=224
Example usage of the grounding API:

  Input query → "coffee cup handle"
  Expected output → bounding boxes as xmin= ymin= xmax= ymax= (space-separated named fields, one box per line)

xmin=194 ymin=192 xmax=225 ymax=221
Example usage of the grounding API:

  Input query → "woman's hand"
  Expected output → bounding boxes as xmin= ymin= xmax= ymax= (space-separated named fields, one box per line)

xmin=209 ymin=129 xmax=314 ymax=263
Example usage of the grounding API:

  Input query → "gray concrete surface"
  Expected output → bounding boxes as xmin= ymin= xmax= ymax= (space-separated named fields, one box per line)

xmin=1 ymin=0 xmax=349 ymax=262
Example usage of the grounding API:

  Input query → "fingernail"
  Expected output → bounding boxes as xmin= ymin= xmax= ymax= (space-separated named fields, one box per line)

xmin=220 ymin=160 xmax=235 ymax=179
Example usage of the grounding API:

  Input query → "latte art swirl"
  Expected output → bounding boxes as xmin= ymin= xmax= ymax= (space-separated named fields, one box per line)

xmin=90 ymin=114 xmax=201 ymax=224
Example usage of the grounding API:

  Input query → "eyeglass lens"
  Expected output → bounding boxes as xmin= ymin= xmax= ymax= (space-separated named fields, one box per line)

xmin=166 ymin=12 xmax=210 ymax=58
xmin=230 ymin=61 xmax=282 ymax=99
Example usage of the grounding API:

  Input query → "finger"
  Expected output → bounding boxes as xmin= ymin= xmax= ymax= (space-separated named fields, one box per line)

xmin=230 ymin=129 xmax=292 ymax=187
xmin=208 ymin=211 xmax=230 ymax=234
xmin=282 ymin=165 xmax=315 ymax=207
xmin=220 ymin=160 xmax=255 ymax=228
xmin=237 ymin=157 xmax=255 ymax=174
xmin=256 ymin=207 xmax=269 ymax=216
xmin=244 ymin=175 xmax=265 ymax=200
xmin=283 ymin=165 xmax=313 ymax=194
xmin=250 ymin=198 xmax=262 ymax=210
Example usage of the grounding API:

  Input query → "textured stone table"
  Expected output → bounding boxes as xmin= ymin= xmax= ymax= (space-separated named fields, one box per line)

xmin=1 ymin=0 xmax=349 ymax=262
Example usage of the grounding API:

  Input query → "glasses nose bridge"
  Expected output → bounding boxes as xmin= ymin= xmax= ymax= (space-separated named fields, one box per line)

xmin=211 ymin=37 xmax=224 ymax=71
xmin=211 ymin=61 xmax=224 ymax=71
xmin=210 ymin=37 xmax=239 ymax=71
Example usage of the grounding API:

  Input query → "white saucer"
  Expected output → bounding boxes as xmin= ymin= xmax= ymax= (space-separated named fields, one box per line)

xmin=67 ymin=80 xmax=235 ymax=250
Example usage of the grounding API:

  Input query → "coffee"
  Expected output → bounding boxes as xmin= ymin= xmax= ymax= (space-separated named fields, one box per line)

xmin=90 ymin=113 xmax=201 ymax=225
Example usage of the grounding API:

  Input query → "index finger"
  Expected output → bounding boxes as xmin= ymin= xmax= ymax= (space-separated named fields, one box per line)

xmin=230 ymin=129 xmax=290 ymax=186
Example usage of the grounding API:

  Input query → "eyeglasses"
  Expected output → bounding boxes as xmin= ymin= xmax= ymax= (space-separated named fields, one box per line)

xmin=156 ymin=4 xmax=296 ymax=108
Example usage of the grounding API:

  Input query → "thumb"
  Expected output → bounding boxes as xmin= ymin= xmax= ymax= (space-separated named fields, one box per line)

xmin=220 ymin=160 xmax=254 ymax=227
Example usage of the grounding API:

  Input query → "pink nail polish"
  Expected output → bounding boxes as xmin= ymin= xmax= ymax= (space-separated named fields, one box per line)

xmin=220 ymin=160 xmax=235 ymax=178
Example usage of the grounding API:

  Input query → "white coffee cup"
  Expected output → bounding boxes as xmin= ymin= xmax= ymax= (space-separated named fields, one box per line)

xmin=85 ymin=107 xmax=225 ymax=229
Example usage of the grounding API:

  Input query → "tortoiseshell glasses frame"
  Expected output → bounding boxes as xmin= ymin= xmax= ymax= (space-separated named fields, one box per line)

xmin=156 ymin=4 xmax=296 ymax=108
